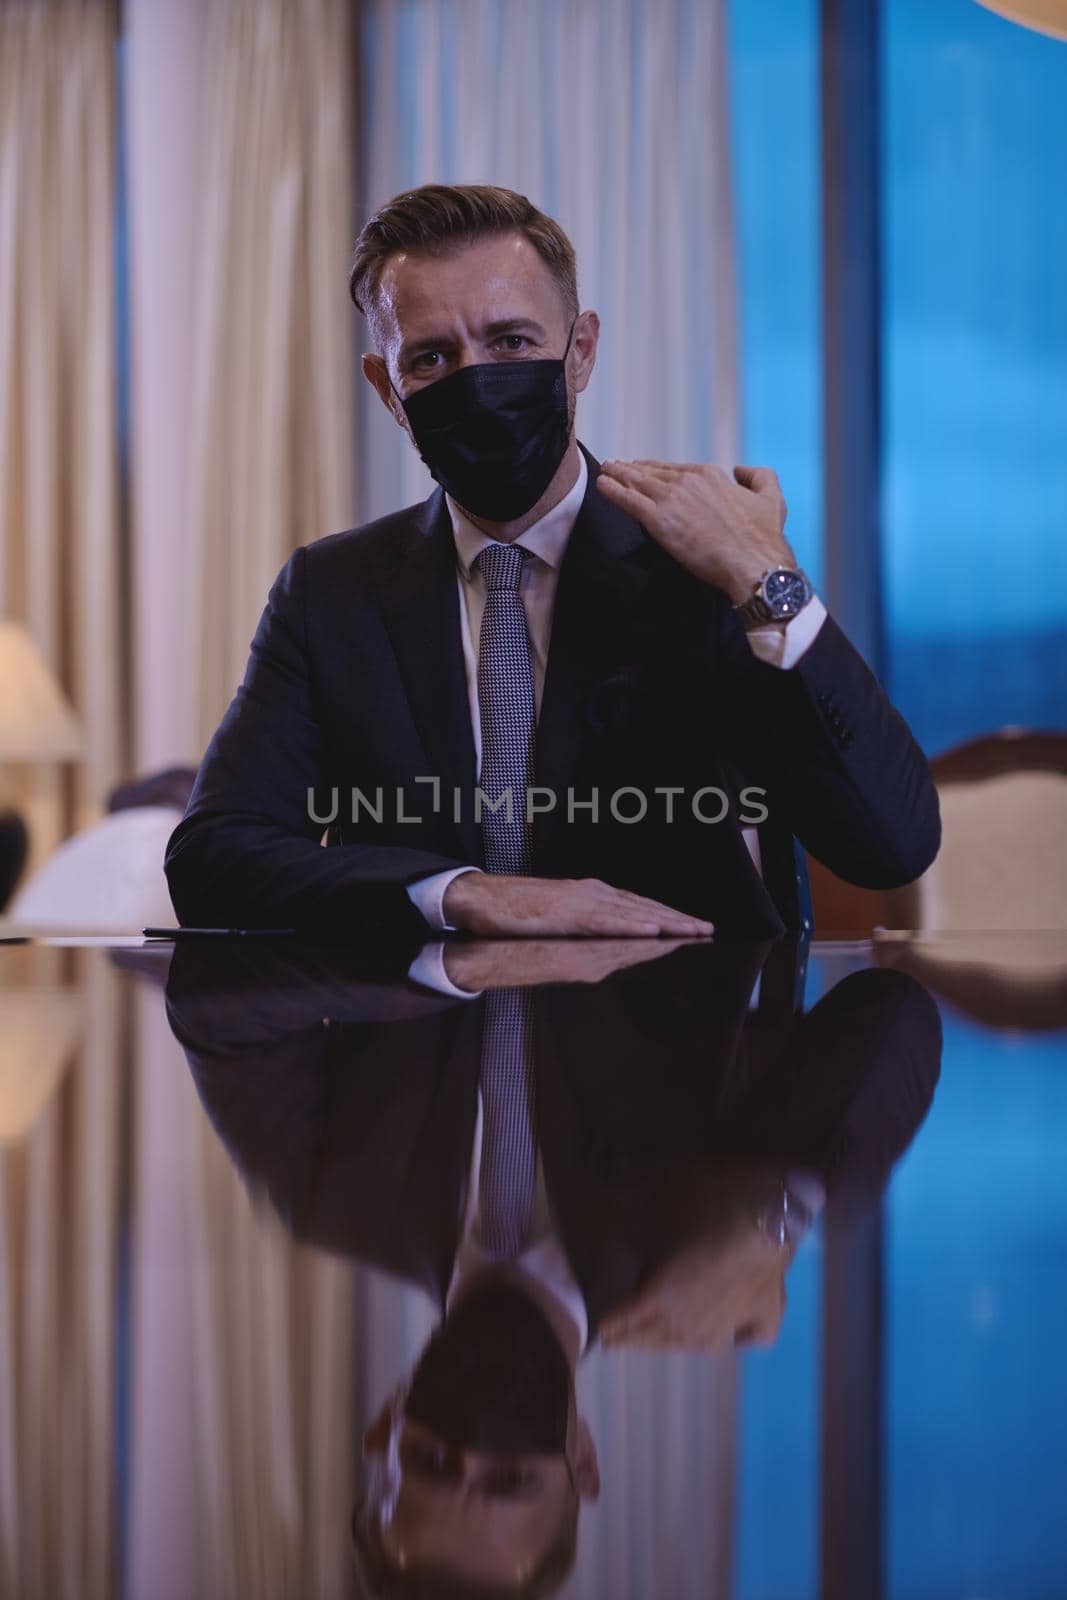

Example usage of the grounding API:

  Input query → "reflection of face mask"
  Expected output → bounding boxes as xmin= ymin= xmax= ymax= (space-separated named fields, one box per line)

xmin=396 ymin=320 xmax=576 ymax=522
xmin=405 ymin=1279 xmax=571 ymax=1454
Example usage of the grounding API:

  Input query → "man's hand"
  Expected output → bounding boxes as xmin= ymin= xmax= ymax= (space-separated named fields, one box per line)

xmin=595 ymin=460 xmax=796 ymax=604
xmin=599 ymin=1197 xmax=793 ymax=1353
xmin=441 ymin=872 xmax=714 ymax=938
xmin=442 ymin=936 xmax=696 ymax=993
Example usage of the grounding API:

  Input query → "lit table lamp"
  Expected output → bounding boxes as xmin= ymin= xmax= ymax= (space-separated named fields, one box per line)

xmin=0 ymin=621 xmax=84 ymax=907
xmin=974 ymin=1 xmax=1067 ymax=39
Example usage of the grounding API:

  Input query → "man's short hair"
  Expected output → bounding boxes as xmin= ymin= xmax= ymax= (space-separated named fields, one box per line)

xmin=350 ymin=1479 xmax=579 ymax=1600
xmin=349 ymin=183 xmax=579 ymax=347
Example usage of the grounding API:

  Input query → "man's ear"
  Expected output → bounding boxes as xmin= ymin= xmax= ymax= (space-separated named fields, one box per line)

xmin=362 ymin=351 xmax=407 ymax=428
xmin=362 ymin=1400 xmax=394 ymax=1458
xmin=571 ymin=309 xmax=600 ymax=397
xmin=574 ymin=1416 xmax=601 ymax=1501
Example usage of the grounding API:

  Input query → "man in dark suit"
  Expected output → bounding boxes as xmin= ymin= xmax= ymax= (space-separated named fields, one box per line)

xmin=164 ymin=184 xmax=939 ymax=943
xmin=166 ymin=935 xmax=942 ymax=1598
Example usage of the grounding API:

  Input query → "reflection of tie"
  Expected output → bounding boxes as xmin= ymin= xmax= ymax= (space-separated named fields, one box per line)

xmin=474 ymin=543 xmax=534 ymax=874
xmin=477 ymin=986 xmax=538 ymax=1260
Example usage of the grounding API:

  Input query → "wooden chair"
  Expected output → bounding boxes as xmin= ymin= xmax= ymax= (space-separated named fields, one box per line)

xmin=882 ymin=728 xmax=1067 ymax=932
xmin=874 ymin=729 xmax=1067 ymax=1030
xmin=808 ymin=728 xmax=1067 ymax=936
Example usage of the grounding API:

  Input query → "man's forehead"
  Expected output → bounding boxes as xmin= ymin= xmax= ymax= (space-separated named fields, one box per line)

xmin=377 ymin=233 xmax=562 ymax=334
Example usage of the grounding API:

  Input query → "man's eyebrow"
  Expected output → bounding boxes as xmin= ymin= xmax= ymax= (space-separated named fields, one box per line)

xmin=398 ymin=318 xmax=548 ymax=363
xmin=397 ymin=331 xmax=459 ymax=363
xmin=398 ymin=332 xmax=454 ymax=366
xmin=483 ymin=317 xmax=548 ymax=339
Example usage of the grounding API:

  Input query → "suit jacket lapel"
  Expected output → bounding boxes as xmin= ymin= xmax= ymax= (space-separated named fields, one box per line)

xmin=534 ymin=445 xmax=655 ymax=863
xmin=376 ymin=450 xmax=659 ymax=870
xmin=378 ymin=489 xmax=481 ymax=863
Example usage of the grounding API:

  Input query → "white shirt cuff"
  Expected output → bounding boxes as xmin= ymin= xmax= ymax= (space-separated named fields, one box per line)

xmin=407 ymin=940 xmax=481 ymax=997
xmin=405 ymin=865 xmax=481 ymax=931
xmin=744 ymin=596 xmax=827 ymax=669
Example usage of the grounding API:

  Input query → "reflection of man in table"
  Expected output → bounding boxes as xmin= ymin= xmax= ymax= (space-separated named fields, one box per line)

xmin=357 ymin=1271 xmax=595 ymax=1596
xmin=167 ymin=936 xmax=942 ymax=1598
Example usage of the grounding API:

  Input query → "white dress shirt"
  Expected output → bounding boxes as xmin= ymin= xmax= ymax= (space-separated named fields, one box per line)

xmin=407 ymin=451 xmax=828 ymax=930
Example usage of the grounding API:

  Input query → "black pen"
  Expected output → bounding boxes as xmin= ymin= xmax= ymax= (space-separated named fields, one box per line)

xmin=142 ymin=926 xmax=297 ymax=940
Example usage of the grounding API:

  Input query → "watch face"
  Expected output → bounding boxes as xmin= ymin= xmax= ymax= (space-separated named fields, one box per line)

xmin=763 ymin=568 xmax=809 ymax=619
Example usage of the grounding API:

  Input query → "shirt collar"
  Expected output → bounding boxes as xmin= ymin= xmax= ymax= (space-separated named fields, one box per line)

xmin=447 ymin=450 xmax=589 ymax=581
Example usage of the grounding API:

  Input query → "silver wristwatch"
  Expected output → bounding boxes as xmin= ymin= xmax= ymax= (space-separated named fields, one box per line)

xmin=755 ymin=1183 xmax=816 ymax=1250
xmin=734 ymin=566 xmax=813 ymax=629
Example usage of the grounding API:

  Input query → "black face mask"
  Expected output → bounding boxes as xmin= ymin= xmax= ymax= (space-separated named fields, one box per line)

xmin=404 ymin=1279 xmax=572 ymax=1455
xmin=395 ymin=320 xmax=576 ymax=522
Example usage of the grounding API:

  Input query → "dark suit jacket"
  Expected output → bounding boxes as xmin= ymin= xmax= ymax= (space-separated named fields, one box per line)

xmin=166 ymin=940 xmax=942 ymax=1337
xmin=164 ymin=444 xmax=940 ymax=940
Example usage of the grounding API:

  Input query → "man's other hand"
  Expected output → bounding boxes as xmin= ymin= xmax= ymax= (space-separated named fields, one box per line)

xmin=441 ymin=872 xmax=714 ymax=938
xmin=596 ymin=459 xmax=795 ymax=605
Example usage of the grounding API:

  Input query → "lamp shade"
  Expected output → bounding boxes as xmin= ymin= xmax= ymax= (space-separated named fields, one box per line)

xmin=974 ymin=1 xmax=1067 ymax=39
xmin=0 ymin=622 xmax=83 ymax=760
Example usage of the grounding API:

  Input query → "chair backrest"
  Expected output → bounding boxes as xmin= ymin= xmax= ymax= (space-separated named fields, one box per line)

xmin=885 ymin=730 xmax=1067 ymax=931
xmin=6 ymin=806 xmax=181 ymax=933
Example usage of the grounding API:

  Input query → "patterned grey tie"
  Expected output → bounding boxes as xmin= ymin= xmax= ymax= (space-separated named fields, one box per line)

xmin=477 ymin=985 xmax=538 ymax=1259
xmin=474 ymin=542 xmax=535 ymax=874
xmin=472 ymin=541 xmax=538 ymax=1257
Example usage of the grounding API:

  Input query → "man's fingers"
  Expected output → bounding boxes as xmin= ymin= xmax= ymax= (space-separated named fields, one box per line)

xmin=611 ymin=459 xmax=712 ymax=474
xmin=583 ymin=916 xmax=665 ymax=937
xmin=459 ymin=877 xmax=714 ymax=938
xmin=608 ymin=885 xmax=705 ymax=917
xmin=601 ymin=885 xmax=714 ymax=934
xmin=577 ymin=908 xmax=706 ymax=938
xmin=646 ymin=917 xmax=714 ymax=937
xmin=594 ymin=473 xmax=661 ymax=521
xmin=733 ymin=464 xmax=779 ymax=494
xmin=597 ymin=462 xmax=674 ymax=501
xmin=603 ymin=1316 xmax=666 ymax=1348
xmin=604 ymin=906 xmax=714 ymax=937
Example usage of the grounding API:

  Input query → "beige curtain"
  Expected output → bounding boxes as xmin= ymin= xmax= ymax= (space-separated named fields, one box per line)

xmin=181 ymin=0 xmax=357 ymax=748
xmin=0 ymin=0 xmax=122 ymax=861
xmin=181 ymin=1128 xmax=357 ymax=1597
xmin=120 ymin=5 xmax=362 ymax=1587
xmin=128 ymin=993 xmax=357 ymax=1600
xmin=0 ymin=948 xmax=124 ymax=1600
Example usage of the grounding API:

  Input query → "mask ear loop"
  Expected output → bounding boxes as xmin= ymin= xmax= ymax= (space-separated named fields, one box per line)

xmin=386 ymin=364 xmax=406 ymax=416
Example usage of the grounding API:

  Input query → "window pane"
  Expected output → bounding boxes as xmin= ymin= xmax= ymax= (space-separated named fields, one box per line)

xmin=730 ymin=0 xmax=823 ymax=592
xmin=883 ymin=0 xmax=1067 ymax=753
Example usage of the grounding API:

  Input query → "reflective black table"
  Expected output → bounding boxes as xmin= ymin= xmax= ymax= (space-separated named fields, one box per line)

xmin=2 ymin=931 xmax=1065 ymax=1599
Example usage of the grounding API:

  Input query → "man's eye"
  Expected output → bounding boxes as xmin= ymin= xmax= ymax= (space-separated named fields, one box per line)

xmin=496 ymin=335 xmax=529 ymax=352
xmin=484 ymin=1464 xmax=540 ymax=1499
xmin=412 ymin=351 xmax=444 ymax=371
xmin=401 ymin=1438 xmax=457 ymax=1479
